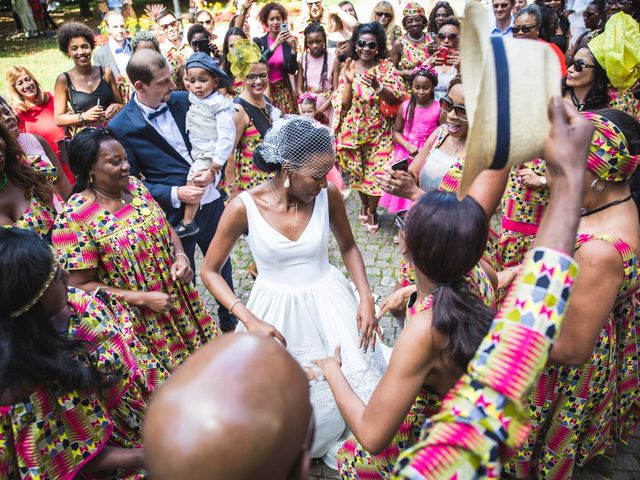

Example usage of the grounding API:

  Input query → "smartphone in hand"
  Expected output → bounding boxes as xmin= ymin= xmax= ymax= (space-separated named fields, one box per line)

xmin=391 ymin=158 xmax=410 ymax=172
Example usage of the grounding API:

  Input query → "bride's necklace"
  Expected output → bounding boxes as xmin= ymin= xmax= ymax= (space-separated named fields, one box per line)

xmin=270 ymin=181 xmax=299 ymax=232
xmin=94 ymin=187 xmax=125 ymax=205
xmin=407 ymin=32 xmax=425 ymax=43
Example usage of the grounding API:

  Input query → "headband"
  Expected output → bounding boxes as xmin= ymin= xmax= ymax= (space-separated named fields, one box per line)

xmin=583 ymin=111 xmax=639 ymax=183
xmin=403 ymin=2 xmax=426 ymax=18
xmin=411 ymin=64 xmax=438 ymax=82
xmin=298 ymin=93 xmax=318 ymax=104
xmin=10 ymin=247 xmax=59 ymax=318
xmin=227 ymin=39 xmax=263 ymax=80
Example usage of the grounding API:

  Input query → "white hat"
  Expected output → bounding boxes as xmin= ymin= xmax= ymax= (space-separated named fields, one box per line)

xmin=458 ymin=1 xmax=562 ymax=199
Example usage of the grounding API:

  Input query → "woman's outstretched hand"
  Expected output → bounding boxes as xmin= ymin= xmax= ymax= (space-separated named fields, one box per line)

xmin=356 ymin=295 xmax=381 ymax=353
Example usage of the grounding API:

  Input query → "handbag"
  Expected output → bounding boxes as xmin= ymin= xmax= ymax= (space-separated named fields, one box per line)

xmin=377 ymin=60 xmax=406 ymax=119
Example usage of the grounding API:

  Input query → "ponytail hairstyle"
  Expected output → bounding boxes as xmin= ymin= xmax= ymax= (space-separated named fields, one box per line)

xmin=303 ymin=21 xmax=329 ymax=92
xmin=68 ymin=127 xmax=118 ymax=196
xmin=0 ymin=122 xmax=53 ymax=208
xmin=406 ymin=65 xmax=438 ymax=130
xmin=0 ymin=228 xmax=115 ymax=396
xmin=404 ymin=191 xmax=495 ymax=372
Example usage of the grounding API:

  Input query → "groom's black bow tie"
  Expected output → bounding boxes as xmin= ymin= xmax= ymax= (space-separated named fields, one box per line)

xmin=147 ymin=105 xmax=169 ymax=121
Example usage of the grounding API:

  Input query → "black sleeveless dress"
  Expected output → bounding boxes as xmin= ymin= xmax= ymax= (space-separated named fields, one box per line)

xmin=64 ymin=67 xmax=115 ymax=113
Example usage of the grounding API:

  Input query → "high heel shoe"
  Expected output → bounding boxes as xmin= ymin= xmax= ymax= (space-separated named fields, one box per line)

xmin=367 ymin=213 xmax=379 ymax=234
xmin=359 ymin=204 xmax=368 ymax=224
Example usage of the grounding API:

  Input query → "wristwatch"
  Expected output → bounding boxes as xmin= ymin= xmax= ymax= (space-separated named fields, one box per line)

xmin=539 ymin=176 xmax=548 ymax=187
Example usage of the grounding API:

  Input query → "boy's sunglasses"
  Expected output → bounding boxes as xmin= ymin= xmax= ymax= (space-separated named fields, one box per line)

xmin=566 ymin=56 xmax=595 ymax=72
xmin=439 ymin=96 xmax=467 ymax=121
xmin=357 ymin=39 xmax=378 ymax=50
xmin=512 ymin=24 xmax=537 ymax=34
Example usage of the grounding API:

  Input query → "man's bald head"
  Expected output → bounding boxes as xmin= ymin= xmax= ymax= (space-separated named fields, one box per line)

xmin=143 ymin=334 xmax=313 ymax=480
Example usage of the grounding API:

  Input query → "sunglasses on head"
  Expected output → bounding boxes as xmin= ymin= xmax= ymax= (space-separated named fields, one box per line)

xmin=159 ymin=20 xmax=179 ymax=30
xmin=512 ymin=23 xmax=537 ymax=33
xmin=357 ymin=39 xmax=379 ymax=50
xmin=566 ymin=56 xmax=595 ymax=72
xmin=394 ymin=211 xmax=408 ymax=230
xmin=375 ymin=11 xmax=392 ymax=18
xmin=437 ymin=32 xmax=459 ymax=40
xmin=439 ymin=96 xmax=467 ymax=121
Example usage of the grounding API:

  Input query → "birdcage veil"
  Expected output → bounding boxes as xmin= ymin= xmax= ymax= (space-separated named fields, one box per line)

xmin=257 ymin=115 xmax=336 ymax=177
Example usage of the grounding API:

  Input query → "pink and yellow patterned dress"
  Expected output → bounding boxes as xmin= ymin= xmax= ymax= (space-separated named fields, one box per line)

xmin=338 ymin=266 xmax=495 ymax=479
xmin=392 ymin=248 xmax=579 ymax=479
xmin=334 ymin=59 xmax=405 ymax=196
xmin=397 ymin=35 xmax=432 ymax=90
xmin=3 ymin=154 xmax=56 ymax=238
xmin=52 ymin=177 xmax=219 ymax=372
xmin=505 ymin=234 xmax=640 ymax=479
xmin=0 ymin=287 xmax=165 ymax=480
xmin=609 ymin=87 xmax=640 ymax=121
xmin=493 ymin=160 xmax=549 ymax=270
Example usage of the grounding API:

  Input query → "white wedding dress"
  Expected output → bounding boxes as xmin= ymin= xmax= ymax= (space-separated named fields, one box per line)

xmin=236 ymin=188 xmax=388 ymax=468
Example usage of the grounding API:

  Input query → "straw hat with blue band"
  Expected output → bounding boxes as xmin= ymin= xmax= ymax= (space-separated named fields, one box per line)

xmin=457 ymin=1 xmax=562 ymax=199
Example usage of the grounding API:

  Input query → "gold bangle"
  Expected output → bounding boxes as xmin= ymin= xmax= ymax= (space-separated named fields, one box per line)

xmin=229 ymin=299 xmax=242 ymax=314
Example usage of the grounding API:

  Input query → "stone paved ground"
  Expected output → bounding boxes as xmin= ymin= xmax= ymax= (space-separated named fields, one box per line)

xmin=194 ymin=191 xmax=639 ymax=480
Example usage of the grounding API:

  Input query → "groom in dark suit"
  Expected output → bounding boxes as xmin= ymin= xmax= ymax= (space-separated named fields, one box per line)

xmin=109 ymin=49 xmax=237 ymax=331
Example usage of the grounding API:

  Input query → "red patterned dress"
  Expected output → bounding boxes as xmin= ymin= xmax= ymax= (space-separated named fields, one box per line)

xmin=0 ymin=287 xmax=166 ymax=479
xmin=52 ymin=177 xmax=219 ymax=372
xmin=505 ymin=233 xmax=640 ymax=479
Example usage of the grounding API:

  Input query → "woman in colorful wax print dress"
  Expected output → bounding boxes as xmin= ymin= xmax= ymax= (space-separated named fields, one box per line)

xmin=333 ymin=22 xmax=404 ymax=234
xmin=52 ymin=128 xmax=220 ymax=373
xmin=201 ymin=116 xmax=387 ymax=469
xmin=226 ymin=40 xmax=282 ymax=200
xmin=314 ymin=190 xmax=496 ymax=479
xmin=505 ymin=109 xmax=640 ymax=479
xmin=0 ymin=123 xmax=58 ymax=240
xmin=0 ymin=227 xmax=167 ymax=479
xmin=390 ymin=2 xmax=433 ymax=91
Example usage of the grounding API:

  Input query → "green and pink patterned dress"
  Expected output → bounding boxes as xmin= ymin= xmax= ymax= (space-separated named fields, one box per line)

xmin=505 ymin=233 xmax=640 ymax=479
xmin=493 ymin=160 xmax=549 ymax=270
xmin=0 ymin=287 xmax=166 ymax=479
xmin=392 ymin=248 xmax=579 ymax=479
xmin=52 ymin=177 xmax=220 ymax=372
xmin=334 ymin=59 xmax=404 ymax=196
xmin=337 ymin=266 xmax=495 ymax=479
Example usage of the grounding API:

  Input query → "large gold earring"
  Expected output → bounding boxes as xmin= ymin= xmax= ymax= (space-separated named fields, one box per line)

xmin=89 ymin=172 xmax=95 ymax=184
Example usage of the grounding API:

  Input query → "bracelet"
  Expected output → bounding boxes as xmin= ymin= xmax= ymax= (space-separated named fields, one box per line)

xmin=175 ymin=252 xmax=190 ymax=263
xmin=374 ymin=84 xmax=384 ymax=94
xmin=78 ymin=112 xmax=85 ymax=123
xmin=229 ymin=299 xmax=242 ymax=314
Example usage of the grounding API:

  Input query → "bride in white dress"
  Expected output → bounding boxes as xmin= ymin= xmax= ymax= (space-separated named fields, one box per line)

xmin=201 ymin=116 xmax=388 ymax=467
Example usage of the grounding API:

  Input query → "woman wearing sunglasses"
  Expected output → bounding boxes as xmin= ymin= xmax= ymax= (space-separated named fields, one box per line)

xmin=431 ymin=17 xmax=461 ymax=101
xmin=370 ymin=1 xmax=402 ymax=50
xmin=390 ymin=3 xmax=432 ymax=90
xmin=563 ymin=46 xmax=611 ymax=111
xmin=513 ymin=5 xmax=568 ymax=75
xmin=334 ymin=22 xmax=405 ymax=233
